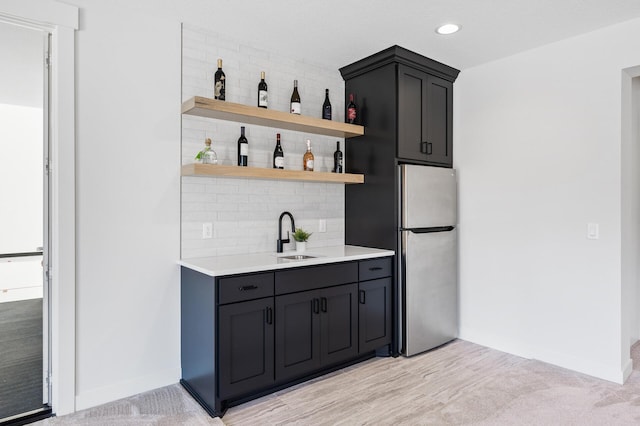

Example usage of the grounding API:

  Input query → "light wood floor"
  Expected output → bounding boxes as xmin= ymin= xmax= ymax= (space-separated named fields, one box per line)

xmin=222 ymin=339 xmax=640 ymax=425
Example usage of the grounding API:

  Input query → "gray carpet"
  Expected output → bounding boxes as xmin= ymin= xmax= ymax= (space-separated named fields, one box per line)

xmin=35 ymin=385 xmax=223 ymax=425
xmin=0 ymin=298 xmax=44 ymax=421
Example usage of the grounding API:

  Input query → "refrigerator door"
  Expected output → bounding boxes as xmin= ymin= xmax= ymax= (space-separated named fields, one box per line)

xmin=401 ymin=165 xmax=457 ymax=229
xmin=402 ymin=228 xmax=458 ymax=356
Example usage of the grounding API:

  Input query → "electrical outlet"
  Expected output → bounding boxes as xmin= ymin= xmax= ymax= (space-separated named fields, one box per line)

xmin=202 ymin=222 xmax=213 ymax=239
xmin=318 ymin=219 xmax=326 ymax=233
xmin=587 ymin=223 xmax=599 ymax=240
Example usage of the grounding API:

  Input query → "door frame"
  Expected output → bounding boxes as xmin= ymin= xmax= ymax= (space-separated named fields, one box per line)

xmin=621 ymin=65 xmax=640 ymax=382
xmin=0 ymin=0 xmax=77 ymax=416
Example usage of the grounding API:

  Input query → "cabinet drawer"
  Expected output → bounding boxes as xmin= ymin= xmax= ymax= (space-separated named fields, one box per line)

xmin=275 ymin=262 xmax=358 ymax=295
xmin=218 ymin=272 xmax=274 ymax=304
xmin=359 ymin=257 xmax=392 ymax=281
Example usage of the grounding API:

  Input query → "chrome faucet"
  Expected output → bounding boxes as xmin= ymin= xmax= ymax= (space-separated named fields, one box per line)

xmin=277 ymin=211 xmax=296 ymax=253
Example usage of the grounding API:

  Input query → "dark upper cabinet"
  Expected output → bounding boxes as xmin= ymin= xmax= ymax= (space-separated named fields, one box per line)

xmin=340 ymin=45 xmax=459 ymax=168
xmin=397 ymin=65 xmax=453 ymax=166
xmin=218 ymin=297 xmax=275 ymax=399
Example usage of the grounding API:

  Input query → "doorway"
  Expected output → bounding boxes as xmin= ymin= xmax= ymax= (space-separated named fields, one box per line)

xmin=622 ymin=67 xmax=640 ymax=382
xmin=0 ymin=20 xmax=51 ymax=421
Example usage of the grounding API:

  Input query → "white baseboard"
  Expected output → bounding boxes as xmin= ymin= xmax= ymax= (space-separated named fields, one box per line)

xmin=621 ymin=357 xmax=633 ymax=383
xmin=74 ymin=367 xmax=181 ymax=412
xmin=460 ymin=326 xmax=629 ymax=384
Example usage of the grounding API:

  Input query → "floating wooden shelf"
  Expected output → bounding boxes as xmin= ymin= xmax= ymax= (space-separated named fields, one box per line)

xmin=182 ymin=164 xmax=364 ymax=184
xmin=181 ymin=96 xmax=365 ymax=138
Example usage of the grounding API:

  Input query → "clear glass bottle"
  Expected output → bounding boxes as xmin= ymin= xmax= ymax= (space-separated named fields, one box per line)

xmin=303 ymin=139 xmax=314 ymax=171
xmin=196 ymin=138 xmax=217 ymax=164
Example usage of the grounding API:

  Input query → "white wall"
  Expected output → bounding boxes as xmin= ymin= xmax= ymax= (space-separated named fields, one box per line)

xmin=60 ymin=0 xmax=347 ymax=411
xmin=70 ymin=0 xmax=346 ymax=410
xmin=72 ymin=1 xmax=181 ymax=409
xmin=455 ymin=17 xmax=640 ymax=383
xmin=181 ymin=24 xmax=346 ymax=258
xmin=0 ymin=21 xmax=43 ymax=108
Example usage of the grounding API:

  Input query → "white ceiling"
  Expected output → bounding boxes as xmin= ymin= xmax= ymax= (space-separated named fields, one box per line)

xmin=125 ymin=0 xmax=640 ymax=71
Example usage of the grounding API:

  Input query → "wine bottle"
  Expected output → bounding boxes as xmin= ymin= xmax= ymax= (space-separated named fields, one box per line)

xmin=258 ymin=71 xmax=268 ymax=108
xmin=303 ymin=139 xmax=314 ymax=171
xmin=322 ymin=89 xmax=332 ymax=120
xmin=237 ymin=126 xmax=248 ymax=166
xmin=273 ymin=133 xmax=284 ymax=169
xmin=290 ymin=80 xmax=301 ymax=114
xmin=214 ymin=59 xmax=226 ymax=101
xmin=347 ymin=93 xmax=357 ymax=124
xmin=333 ymin=141 xmax=343 ymax=173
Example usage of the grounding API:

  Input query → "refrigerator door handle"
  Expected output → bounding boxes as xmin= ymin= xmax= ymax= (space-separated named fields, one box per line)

xmin=400 ymin=226 xmax=455 ymax=234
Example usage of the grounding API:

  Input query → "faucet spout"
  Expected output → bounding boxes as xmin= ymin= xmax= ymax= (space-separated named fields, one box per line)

xmin=277 ymin=211 xmax=296 ymax=253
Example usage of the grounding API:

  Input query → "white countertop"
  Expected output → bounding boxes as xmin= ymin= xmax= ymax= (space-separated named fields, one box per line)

xmin=178 ymin=245 xmax=395 ymax=277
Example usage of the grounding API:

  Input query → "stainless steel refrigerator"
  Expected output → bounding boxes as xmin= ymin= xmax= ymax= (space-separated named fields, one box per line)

xmin=398 ymin=164 xmax=458 ymax=356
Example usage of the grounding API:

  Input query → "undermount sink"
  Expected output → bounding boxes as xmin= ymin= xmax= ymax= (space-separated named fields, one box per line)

xmin=279 ymin=254 xmax=317 ymax=260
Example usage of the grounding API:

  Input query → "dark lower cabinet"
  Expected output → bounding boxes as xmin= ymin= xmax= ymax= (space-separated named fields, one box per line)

xmin=358 ymin=257 xmax=393 ymax=354
xmin=218 ymin=298 xmax=274 ymax=399
xmin=275 ymin=290 xmax=320 ymax=381
xmin=180 ymin=256 xmax=392 ymax=418
xmin=320 ymin=284 xmax=358 ymax=365
xmin=358 ymin=278 xmax=392 ymax=353
xmin=275 ymin=284 xmax=358 ymax=382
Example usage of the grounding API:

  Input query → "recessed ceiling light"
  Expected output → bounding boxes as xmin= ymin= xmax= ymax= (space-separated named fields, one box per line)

xmin=436 ymin=24 xmax=460 ymax=35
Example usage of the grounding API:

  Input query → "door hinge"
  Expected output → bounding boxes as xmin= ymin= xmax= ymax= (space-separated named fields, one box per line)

xmin=45 ymin=50 xmax=51 ymax=69
xmin=44 ymin=264 xmax=51 ymax=282
xmin=45 ymin=157 xmax=51 ymax=174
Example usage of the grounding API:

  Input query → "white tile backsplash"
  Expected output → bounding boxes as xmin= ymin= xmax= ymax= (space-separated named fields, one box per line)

xmin=181 ymin=24 xmax=346 ymax=259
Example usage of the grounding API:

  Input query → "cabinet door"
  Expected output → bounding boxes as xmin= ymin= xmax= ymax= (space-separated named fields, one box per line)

xmin=397 ymin=64 xmax=453 ymax=166
xmin=275 ymin=290 xmax=321 ymax=382
xmin=358 ymin=277 xmax=392 ymax=353
xmin=319 ymin=284 xmax=358 ymax=366
xmin=218 ymin=298 xmax=274 ymax=399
